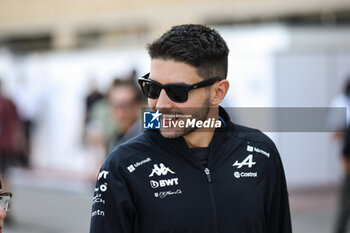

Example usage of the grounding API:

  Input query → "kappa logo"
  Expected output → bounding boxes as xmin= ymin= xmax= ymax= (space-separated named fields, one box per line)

xmin=233 ymin=154 xmax=256 ymax=168
xmin=149 ymin=163 xmax=175 ymax=177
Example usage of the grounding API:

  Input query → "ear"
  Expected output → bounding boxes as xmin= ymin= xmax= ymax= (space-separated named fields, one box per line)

xmin=210 ymin=80 xmax=229 ymax=105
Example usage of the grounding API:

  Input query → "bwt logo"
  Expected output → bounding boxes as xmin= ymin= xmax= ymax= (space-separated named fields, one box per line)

xmin=143 ymin=110 xmax=161 ymax=129
xmin=150 ymin=178 xmax=179 ymax=189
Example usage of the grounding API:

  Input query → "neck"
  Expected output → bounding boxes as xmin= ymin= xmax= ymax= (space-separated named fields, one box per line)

xmin=183 ymin=107 xmax=218 ymax=148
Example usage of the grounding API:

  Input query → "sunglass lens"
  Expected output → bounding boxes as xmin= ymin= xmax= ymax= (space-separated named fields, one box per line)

xmin=165 ymin=85 xmax=188 ymax=103
xmin=141 ymin=81 xmax=161 ymax=99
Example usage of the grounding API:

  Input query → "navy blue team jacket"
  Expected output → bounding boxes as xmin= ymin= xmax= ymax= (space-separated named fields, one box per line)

xmin=90 ymin=107 xmax=292 ymax=233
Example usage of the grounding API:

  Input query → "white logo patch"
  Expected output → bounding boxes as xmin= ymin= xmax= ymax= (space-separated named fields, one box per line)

xmin=149 ymin=163 xmax=175 ymax=177
xmin=92 ymin=209 xmax=105 ymax=217
xmin=95 ymin=170 xmax=109 ymax=193
xmin=94 ymin=182 xmax=108 ymax=192
xmin=92 ymin=194 xmax=106 ymax=205
xmin=154 ymin=189 xmax=182 ymax=198
xmin=150 ymin=178 xmax=179 ymax=189
xmin=127 ymin=157 xmax=152 ymax=173
xmin=247 ymin=145 xmax=270 ymax=158
xmin=234 ymin=172 xmax=258 ymax=178
xmin=233 ymin=154 xmax=256 ymax=168
xmin=247 ymin=145 xmax=254 ymax=152
xmin=127 ymin=165 xmax=135 ymax=173
xmin=97 ymin=171 xmax=109 ymax=180
xmin=253 ymin=147 xmax=270 ymax=158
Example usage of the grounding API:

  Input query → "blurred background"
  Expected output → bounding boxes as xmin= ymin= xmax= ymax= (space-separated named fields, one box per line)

xmin=1 ymin=0 xmax=350 ymax=232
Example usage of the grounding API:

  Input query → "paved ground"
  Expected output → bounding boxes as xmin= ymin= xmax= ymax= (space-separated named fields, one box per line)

xmin=289 ymin=188 xmax=343 ymax=233
xmin=2 ymin=169 xmax=350 ymax=233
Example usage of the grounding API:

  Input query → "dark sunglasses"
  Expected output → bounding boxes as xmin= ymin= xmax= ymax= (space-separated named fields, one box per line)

xmin=138 ymin=73 xmax=222 ymax=103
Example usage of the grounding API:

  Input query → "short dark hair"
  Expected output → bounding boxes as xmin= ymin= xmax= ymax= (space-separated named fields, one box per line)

xmin=110 ymin=78 xmax=144 ymax=103
xmin=147 ymin=24 xmax=229 ymax=80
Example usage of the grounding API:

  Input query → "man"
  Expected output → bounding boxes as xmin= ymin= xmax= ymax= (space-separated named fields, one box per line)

xmin=331 ymin=78 xmax=350 ymax=233
xmin=0 ymin=80 xmax=22 ymax=199
xmin=90 ymin=24 xmax=292 ymax=233
xmin=0 ymin=178 xmax=12 ymax=233
xmin=107 ymin=78 xmax=144 ymax=151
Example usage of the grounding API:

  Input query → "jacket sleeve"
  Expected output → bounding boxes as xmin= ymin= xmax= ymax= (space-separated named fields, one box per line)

xmin=266 ymin=147 xmax=293 ymax=233
xmin=89 ymin=161 xmax=136 ymax=233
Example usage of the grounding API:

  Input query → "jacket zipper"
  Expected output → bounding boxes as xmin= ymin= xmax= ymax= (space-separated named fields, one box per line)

xmin=204 ymin=168 xmax=219 ymax=233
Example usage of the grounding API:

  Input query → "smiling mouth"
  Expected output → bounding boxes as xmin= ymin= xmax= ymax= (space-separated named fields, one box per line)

xmin=162 ymin=117 xmax=178 ymax=126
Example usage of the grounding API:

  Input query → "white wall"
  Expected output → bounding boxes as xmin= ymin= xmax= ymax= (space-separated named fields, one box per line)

xmin=219 ymin=25 xmax=350 ymax=189
xmin=274 ymin=29 xmax=350 ymax=188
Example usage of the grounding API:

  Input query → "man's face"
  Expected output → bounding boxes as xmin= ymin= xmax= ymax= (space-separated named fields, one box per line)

xmin=148 ymin=59 xmax=212 ymax=138
xmin=0 ymin=205 xmax=5 ymax=233
xmin=109 ymin=85 xmax=139 ymax=133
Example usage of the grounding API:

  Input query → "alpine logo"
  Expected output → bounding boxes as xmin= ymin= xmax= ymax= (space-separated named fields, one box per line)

xmin=149 ymin=163 xmax=175 ymax=177
xmin=233 ymin=154 xmax=256 ymax=168
xmin=150 ymin=178 xmax=179 ymax=189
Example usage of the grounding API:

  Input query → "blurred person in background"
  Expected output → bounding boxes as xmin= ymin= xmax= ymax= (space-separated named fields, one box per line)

xmin=107 ymin=77 xmax=144 ymax=151
xmin=331 ymin=78 xmax=350 ymax=233
xmin=84 ymin=72 xmax=144 ymax=180
xmin=0 ymin=79 xmax=22 ymax=198
xmin=84 ymin=77 xmax=115 ymax=181
xmin=13 ymin=76 xmax=41 ymax=168
xmin=0 ymin=177 xmax=12 ymax=233
xmin=85 ymin=77 xmax=104 ymax=126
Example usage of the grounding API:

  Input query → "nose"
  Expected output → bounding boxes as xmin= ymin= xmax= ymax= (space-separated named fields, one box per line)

xmin=155 ymin=89 xmax=173 ymax=112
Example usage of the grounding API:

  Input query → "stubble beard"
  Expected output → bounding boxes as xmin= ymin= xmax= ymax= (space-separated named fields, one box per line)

xmin=160 ymin=96 xmax=211 ymax=139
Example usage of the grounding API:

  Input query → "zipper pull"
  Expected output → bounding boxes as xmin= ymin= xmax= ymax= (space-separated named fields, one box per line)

xmin=204 ymin=168 xmax=212 ymax=183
